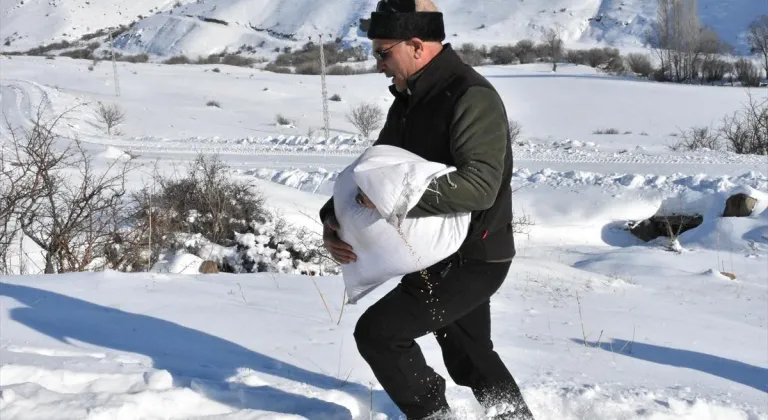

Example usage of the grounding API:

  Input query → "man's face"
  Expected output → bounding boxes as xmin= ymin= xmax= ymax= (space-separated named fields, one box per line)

xmin=372 ymin=39 xmax=413 ymax=92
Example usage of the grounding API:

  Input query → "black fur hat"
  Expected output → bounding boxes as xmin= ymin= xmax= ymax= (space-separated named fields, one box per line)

xmin=366 ymin=0 xmax=445 ymax=41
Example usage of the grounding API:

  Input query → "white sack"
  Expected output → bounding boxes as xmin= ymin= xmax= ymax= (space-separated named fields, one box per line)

xmin=333 ymin=145 xmax=471 ymax=304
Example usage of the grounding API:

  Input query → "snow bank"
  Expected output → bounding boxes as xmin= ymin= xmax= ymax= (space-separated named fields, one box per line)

xmin=676 ymin=186 xmax=768 ymax=253
xmin=151 ymin=253 xmax=204 ymax=274
xmin=97 ymin=146 xmax=132 ymax=161
xmin=1 ymin=257 xmax=765 ymax=419
xmin=249 ymin=167 xmax=767 ymax=197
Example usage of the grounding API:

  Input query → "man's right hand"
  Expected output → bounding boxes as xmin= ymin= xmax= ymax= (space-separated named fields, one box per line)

xmin=323 ymin=213 xmax=357 ymax=264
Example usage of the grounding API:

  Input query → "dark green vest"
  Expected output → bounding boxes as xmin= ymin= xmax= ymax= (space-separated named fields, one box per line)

xmin=375 ymin=44 xmax=515 ymax=262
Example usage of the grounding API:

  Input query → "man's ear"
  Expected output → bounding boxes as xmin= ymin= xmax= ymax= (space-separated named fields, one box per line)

xmin=409 ymin=37 xmax=425 ymax=58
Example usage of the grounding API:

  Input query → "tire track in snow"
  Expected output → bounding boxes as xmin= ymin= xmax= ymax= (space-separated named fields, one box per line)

xmin=77 ymin=135 xmax=765 ymax=167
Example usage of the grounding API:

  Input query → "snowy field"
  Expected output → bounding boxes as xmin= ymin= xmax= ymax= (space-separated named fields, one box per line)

xmin=1 ymin=52 xmax=767 ymax=420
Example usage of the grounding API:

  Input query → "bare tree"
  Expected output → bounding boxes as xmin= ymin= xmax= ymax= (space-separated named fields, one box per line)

xmin=95 ymin=101 xmax=125 ymax=135
xmin=700 ymin=58 xmax=731 ymax=85
xmin=647 ymin=0 xmax=671 ymax=78
xmin=541 ymin=26 xmax=564 ymax=72
xmin=671 ymin=126 xmax=722 ymax=151
xmin=720 ymin=91 xmax=767 ymax=155
xmin=747 ymin=15 xmax=768 ymax=77
xmin=508 ymin=119 xmax=522 ymax=142
xmin=11 ymin=103 xmax=138 ymax=273
xmin=647 ymin=0 xmax=707 ymax=82
xmin=0 ymin=117 xmax=46 ymax=273
xmin=734 ymin=58 xmax=762 ymax=87
xmin=346 ymin=102 xmax=383 ymax=140
xmin=625 ymin=53 xmax=655 ymax=77
xmin=514 ymin=40 xmax=536 ymax=64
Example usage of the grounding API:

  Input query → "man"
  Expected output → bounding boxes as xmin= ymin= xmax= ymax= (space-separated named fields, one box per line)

xmin=318 ymin=1 xmax=535 ymax=419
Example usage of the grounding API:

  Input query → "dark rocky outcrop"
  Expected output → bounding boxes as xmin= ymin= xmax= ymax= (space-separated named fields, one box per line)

xmin=723 ymin=193 xmax=757 ymax=218
xmin=630 ymin=214 xmax=703 ymax=242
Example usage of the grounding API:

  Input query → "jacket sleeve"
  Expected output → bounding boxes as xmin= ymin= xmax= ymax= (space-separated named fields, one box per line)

xmin=407 ymin=86 xmax=508 ymax=217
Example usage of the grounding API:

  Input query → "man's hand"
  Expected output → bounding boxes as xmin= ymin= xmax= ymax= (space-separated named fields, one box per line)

xmin=356 ymin=188 xmax=376 ymax=209
xmin=323 ymin=213 xmax=357 ymax=264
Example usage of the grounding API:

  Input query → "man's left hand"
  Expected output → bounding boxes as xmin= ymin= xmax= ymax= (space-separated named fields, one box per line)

xmin=356 ymin=188 xmax=376 ymax=209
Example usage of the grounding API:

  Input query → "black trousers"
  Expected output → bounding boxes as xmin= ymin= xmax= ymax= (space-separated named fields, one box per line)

xmin=353 ymin=255 xmax=534 ymax=419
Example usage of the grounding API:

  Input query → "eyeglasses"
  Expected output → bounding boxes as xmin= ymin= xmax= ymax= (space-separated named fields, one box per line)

xmin=373 ymin=40 xmax=405 ymax=61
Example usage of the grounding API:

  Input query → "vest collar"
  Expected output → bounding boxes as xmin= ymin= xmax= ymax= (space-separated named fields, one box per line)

xmin=387 ymin=43 xmax=461 ymax=104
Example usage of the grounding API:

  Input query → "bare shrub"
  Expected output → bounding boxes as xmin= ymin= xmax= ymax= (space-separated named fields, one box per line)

xmin=346 ymin=102 xmax=384 ymax=139
xmin=700 ymin=58 xmax=731 ymax=85
xmin=330 ymin=94 xmax=342 ymax=102
xmin=276 ymin=114 xmax=292 ymax=125
xmin=116 ymin=53 xmax=149 ymax=63
xmin=605 ymin=53 xmax=626 ymax=74
xmin=95 ymin=101 xmax=125 ymax=135
xmin=326 ymin=64 xmax=371 ymax=76
xmin=585 ymin=48 xmax=611 ymax=68
xmin=264 ymin=62 xmax=292 ymax=74
xmin=327 ymin=64 xmax=376 ymax=75
xmin=195 ymin=54 xmax=221 ymax=65
xmin=511 ymin=212 xmax=535 ymax=236
xmin=508 ymin=119 xmax=522 ymax=142
xmin=514 ymin=40 xmax=537 ymax=64
xmin=295 ymin=60 xmax=322 ymax=75
xmin=733 ymin=58 xmax=762 ymax=87
xmin=595 ymin=47 xmax=623 ymax=72
xmin=274 ymin=41 xmax=366 ymax=69
xmin=326 ymin=65 xmax=355 ymax=75
xmin=23 ymin=40 xmax=71 ymax=56
xmin=59 ymin=48 xmax=94 ymax=60
xmin=163 ymin=55 xmax=191 ymax=65
xmin=625 ymin=53 xmax=654 ymax=77
xmin=489 ymin=45 xmax=517 ymax=65
xmin=593 ymin=128 xmax=620 ymax=135
xmin=671 ymin=126 xmax=722 ymax=151
xmin=5 ymin=103 xmax=138 ymax=274
xmin=108 ymin=156 xmax=268 ymax=271
xmin=456 ymin=43 xmax=487 ymax=66
xmin=220 ymin=53 xmax=255 ymax=67
xmin=206 ymin=100 xmax=221 ymax=108
xmin=156 ymin=155 xmax=266 ymax=241
xmin=720 ymin=92 xmax=767 ymax=155
xmin=565 ymin=49 xmax=588 ymax=66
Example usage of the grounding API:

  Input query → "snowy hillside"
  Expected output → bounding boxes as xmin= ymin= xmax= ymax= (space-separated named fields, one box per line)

xmin=1 ymin=43 xmax=767 ymax=419
xmin=0 ymin=0 xmax=172 ymax=51
xmin=2 ymin=0 xmax=765 ymax=56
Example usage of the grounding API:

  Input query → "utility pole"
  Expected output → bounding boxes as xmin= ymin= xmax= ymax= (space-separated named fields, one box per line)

xmin=108 ymin=29 xmax=121 ymax=97
xmin=318 ymin=33 xmax=330 ymax=140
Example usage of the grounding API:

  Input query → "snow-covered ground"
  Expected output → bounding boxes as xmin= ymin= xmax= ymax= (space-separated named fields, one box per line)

xmin=1 ymin=52 xmax=767 ymax=419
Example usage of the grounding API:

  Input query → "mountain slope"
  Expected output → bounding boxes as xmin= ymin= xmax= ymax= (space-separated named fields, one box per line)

xmin=1 ymin=0 xmax=763 ymax=56
xmin=0 ymin=0 xmax=173 ymax=51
